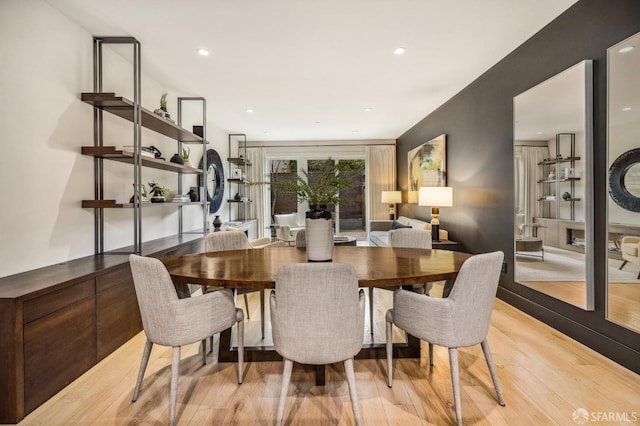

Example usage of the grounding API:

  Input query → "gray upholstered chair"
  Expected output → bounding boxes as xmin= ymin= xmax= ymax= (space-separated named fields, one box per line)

xmin=368 ymin=228 xmax=432 ymax=335
xmin=129 ymin=254 xmax=244 ymax=426
xmin=205 ymin=231 xmax=266 ymax=339
xmin=274 ymin=213 xmax=305 ymax=245
xmin=619 ymin=235 xmax=640 ymax=279
xmin=270 ymin=263 xmax=365 ymax=426
xmin=385 ymin=251 xmax=505 ymax=426
xmin=294 ymin=228 xmax=306 ymax=247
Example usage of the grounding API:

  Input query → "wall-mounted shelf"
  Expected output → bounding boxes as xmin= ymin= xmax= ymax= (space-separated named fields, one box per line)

xmin=81 ymin=93 xmax=206 ymax=144
xmin=81 ymin=147 xmax=202 ymax=173
xmin=227 ymin=157 xmax=252 ymax=166
xmin=82 ymin=37 xmax=208 ymax=254
xmin=537 ymin=133 xmax=579 ymax=220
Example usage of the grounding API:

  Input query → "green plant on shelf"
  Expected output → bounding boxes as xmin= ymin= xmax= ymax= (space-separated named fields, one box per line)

xmin=148 ymin=181 xmax=170 ymax=197
xmin=182 ymin=146 xmax=190 ymax=160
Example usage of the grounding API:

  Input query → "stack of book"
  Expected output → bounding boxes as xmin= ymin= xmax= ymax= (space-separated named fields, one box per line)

xmin=169 ymin=194 xmax=190 ymax=203
xmin=122 ymin=146 xmax=155 ymax=158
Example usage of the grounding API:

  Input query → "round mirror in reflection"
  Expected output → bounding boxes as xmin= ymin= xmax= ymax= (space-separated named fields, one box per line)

xmin=623 ymin=163 xmax=640 ymax=198
xmin=609 ymin=148 xmax=640 ymax=212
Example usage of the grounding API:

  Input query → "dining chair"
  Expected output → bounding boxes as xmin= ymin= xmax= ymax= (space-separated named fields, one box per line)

xmin=295 ymin=228 xmax=306 ymax=247
xmin=368 ymin=228 xmax=432 ymax=335
xmin=270 ymin=263 xmax=365 ymax=426
xmin=129 ymin=254 xmax=244 ymax=426
xmin=385 ymin=251 xmax=505 ymax=426
xmin=205 ymin=230 xmax=266 ymax=339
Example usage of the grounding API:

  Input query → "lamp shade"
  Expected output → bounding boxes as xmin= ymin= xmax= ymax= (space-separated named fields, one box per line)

xmin=381 ymin=191 xmax=402 ymax=204
xmin=418 ymin=186 xmax=453 ymax=207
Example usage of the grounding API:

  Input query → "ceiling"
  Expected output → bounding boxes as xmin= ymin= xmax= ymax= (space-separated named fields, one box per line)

xmin=48 ymin=0 xmax=578 ymax=142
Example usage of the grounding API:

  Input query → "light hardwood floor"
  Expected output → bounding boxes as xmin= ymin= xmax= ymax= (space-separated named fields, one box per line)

xmin=21 ymin=295 xmax=640 ymax=425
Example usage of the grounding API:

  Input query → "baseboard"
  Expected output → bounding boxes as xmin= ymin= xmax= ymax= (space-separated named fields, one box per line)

xmin=497 ymin=287 xmax=640 ymax=375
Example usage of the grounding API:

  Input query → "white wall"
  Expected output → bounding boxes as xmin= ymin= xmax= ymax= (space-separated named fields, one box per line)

xmin=0 ymin=0 xmax=229 ymax=277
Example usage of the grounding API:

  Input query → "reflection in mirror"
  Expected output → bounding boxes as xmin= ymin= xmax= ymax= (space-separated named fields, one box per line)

xmin=607 ymin=31 xmax=640 ymax=333
xmin=514 ymin=60 xmax=594 ymax=310
xmin=624 ymin=164 xmax=640 ymax=198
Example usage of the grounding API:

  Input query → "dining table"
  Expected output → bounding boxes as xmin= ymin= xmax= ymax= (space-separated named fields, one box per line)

xmin=162 ymin=245 xmax=472 ymax=384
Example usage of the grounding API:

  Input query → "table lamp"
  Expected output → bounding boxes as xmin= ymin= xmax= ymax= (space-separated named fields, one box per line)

xmin=381 ymin=191 xmax=402 ymax=220
xmin=418 ymin=186 xmax=453 ymax=241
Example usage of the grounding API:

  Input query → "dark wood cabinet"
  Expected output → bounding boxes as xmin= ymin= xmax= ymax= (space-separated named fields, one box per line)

xmin=0 ymin=235 xmax=203 ymax=424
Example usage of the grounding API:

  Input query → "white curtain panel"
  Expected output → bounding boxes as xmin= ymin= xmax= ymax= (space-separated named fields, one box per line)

xmin=246 ymin=147 xmax=268 ymax=238
xmin=366 ymin=145 xmax=396 ymax=228
xmin=522 ymin=146 xmax=549 ymax=232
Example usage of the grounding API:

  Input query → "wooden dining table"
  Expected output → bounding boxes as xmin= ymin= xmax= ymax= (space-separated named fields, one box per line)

xmin=162 ymin=246 xmax=472 ymax=384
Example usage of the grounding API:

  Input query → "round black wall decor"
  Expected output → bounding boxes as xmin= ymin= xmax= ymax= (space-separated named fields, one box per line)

xmin=609 ymin=147 xmax=640 ymax=212
xmin=198 ymin=149 xmax=225 ymax=214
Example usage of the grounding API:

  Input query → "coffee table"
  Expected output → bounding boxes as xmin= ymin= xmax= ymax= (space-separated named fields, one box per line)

xmin=516 ymin=237 xmax=544 ymax=260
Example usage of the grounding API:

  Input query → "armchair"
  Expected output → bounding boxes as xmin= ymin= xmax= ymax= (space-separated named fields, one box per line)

xmin=619 ymin=236 xmax=640 ymax=279
xmin=274 ymin=213 xmax=305 ymax=245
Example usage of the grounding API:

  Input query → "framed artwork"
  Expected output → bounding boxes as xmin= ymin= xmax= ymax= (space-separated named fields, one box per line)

xmin=407 ymin=134 xmax=446 ymax=203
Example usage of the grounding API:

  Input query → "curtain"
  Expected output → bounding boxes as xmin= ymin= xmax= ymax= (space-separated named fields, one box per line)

xmin=520 ymin=146 xmax=549 ymax=235
xmin=366 ymin=145 xmax=396 ymax=230
xmin=245 ymin=147 xmax=268 ymax=238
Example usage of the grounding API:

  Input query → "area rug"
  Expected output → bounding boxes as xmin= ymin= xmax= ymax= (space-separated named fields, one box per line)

xmin=516 ymin=246 xmax=639 ymax=283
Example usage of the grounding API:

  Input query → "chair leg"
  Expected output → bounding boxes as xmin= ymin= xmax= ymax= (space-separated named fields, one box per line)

xmin=201 ymin=339 xmax=207 ymax=365
xmin=428 ymin=342 xmax=434 ymax=367
xmin=243 ymin=293 xmax=250 ymax=319
xmin=169 ymin=346 xmax=181 ymax=426
xmin=386 ymin=314 xmax=393 ymax=387
xmin=620 ymin=260 xmax=628 ymax=270
xmin=344 ymin=358 xmax=362 ymax=426
xmin=260 ymin=289 xmax=265 ymax=339
xmin=237 ymin=312 xmax=244 ymax=384
xmin=276 ymin=359 xmax=294 ymax=426
xmin=448 ymin=348 xmax=462 ymax=426
xmin=481 ymin=339 xmax=505 ymax=406
xmin=132 ymin=339 xmax=153 ymax=402
xmin=369 ymin=287 xmax=374 ymax=335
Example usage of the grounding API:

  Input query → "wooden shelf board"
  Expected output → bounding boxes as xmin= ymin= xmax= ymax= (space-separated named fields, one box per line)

xmin=82 ymin=200 xmax=204 ymax=209
xmin=227 ymin=199 xmax=252 ymax=203
xmin=227 ymin=158 xmax=252 ymax=166
xmin=227 ymin=178 xmax=248 ymax=184
xmin=81 ymin=93 xmax=205 ymax=143
xmin=81 ymin=146 xmax=202 ymax=173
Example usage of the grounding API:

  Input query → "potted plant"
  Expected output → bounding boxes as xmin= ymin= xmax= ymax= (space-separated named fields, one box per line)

xmin=279 ymin=159 xmax=362 ymax=260
xmin=148 ymin=181 xmax=170 ymax=203
xmin=153 ymin=93 xmax=173 ymax=121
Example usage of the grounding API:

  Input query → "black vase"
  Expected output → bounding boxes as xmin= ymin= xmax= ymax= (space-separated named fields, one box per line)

xmin=212 ymin=215 xmax=222 ymax=231
xmin=170 ymin=153 xmax=184 ymax=165
xmin=188 ymin=189 xmax=198 ymax=202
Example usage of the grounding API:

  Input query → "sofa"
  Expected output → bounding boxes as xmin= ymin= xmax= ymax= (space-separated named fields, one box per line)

xmin=369 ymin=215 xmax=448 ymax=247
xmin=274 ymin=213 xmax=305 ymax=245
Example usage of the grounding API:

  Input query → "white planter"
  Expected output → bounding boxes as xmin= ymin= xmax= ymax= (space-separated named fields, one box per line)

xmin=305 ymin=218 xmax=333 ymax=261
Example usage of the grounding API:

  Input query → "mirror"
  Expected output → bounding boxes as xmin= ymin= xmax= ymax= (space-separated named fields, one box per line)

xmin=607 ymin=31 xmax=640 ymax=333
xmin=199 ymin=149 xmax=225 ymax=213
xmin=513 ymin=60 xmax=594 ymax=310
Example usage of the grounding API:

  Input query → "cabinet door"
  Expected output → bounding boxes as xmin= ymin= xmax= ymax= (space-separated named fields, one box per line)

xmin=96 ymin=266 xmax=142 ymax=361
xmin=23 ymin=296 xmax=96 ymax=414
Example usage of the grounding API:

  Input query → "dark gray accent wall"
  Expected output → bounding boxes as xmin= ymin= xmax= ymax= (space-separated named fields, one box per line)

xmin=396 ymin=0 xmax=640 ymax=373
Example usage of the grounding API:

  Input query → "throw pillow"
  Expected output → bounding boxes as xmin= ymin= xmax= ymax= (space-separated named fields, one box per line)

xmin=391 ymin=220 xmax=412 ymax=230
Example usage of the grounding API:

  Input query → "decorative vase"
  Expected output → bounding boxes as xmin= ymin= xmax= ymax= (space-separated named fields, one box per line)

xmin=305 ymin=217 xmax=333 ymax=261
xmin=170 ymin=153 xmax=184 ymax=165
xmin=150 ymin=195 xmax=165 ymax=203
xmin=212 ymin=215 xmax=222 ymax=231
xmin=188 ymin=189 xmax=198 ymax=202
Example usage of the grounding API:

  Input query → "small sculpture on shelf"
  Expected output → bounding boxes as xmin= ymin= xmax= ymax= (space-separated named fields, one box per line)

xmin=130 ymin=184 xmax=150 ymax=203
xmin=153 ymin=93 xmax=174 ymax=122
xmin=148 ymin=181 xmax=170 ymax=203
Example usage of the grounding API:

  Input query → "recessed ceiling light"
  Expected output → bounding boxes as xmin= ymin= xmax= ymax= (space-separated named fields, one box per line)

xmin=352 ymin=130 xmax=358 ymax=134
xmin=618 ymin=46 xmax=635 ymax=54
xmin=197 ymin=48 xmax=210 ymax=56
xmin=537 ymin=131 xmax=543 ymax=135
xmin=246 ymin=108 xmax=254 ymax=113
xmin=315 ymin=121 xmax=321 ymax=124
xmin=393 ymin=47 xmax=406 ymax=55
xmin=364 ymin=108 xmax=372 ymax=112
xmin=622 ymin=106 xmax=633 ymax=111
